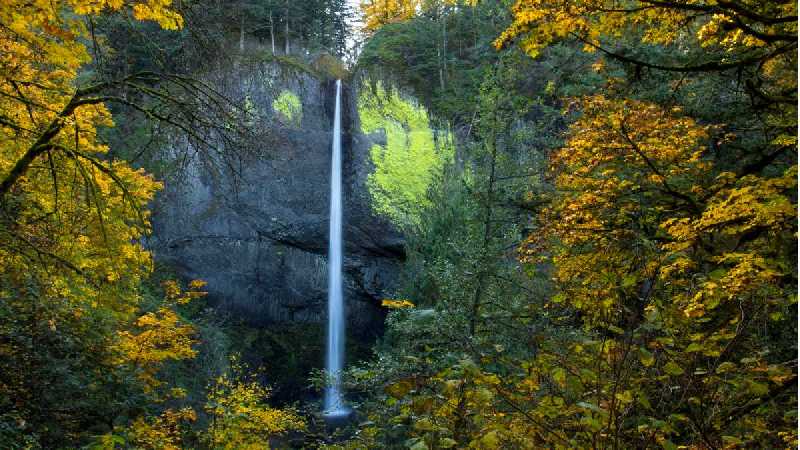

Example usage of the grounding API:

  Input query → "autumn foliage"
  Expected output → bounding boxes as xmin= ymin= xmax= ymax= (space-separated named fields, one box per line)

xmin=0 ymin=1 xmax=306 ymax=447
xmin=509 ymin=94 xmax=797 ymax=447
xmin=502 ymin=1 xmax=795 ymax=447
xmin=0 ymin=0 xmax=796 ymax=447
xmin=343 ymin=0 xmax=796 ymax=449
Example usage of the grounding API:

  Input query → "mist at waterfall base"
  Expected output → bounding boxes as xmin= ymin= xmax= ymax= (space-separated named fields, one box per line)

xmin=324 ymin=79 xmax=349 ymax=419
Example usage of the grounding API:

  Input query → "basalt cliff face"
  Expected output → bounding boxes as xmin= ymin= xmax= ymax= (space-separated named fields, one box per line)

xmin=149 ymin=57 xmax=402 ymax=338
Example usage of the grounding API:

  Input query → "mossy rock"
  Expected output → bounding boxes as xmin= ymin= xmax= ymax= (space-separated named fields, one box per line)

xmin=313 ymin=53 xmax=349 ymax=80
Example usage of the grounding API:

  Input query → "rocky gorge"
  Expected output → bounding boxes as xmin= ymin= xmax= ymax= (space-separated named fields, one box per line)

xmin=148 ymin=56 xmax=405 ymax=341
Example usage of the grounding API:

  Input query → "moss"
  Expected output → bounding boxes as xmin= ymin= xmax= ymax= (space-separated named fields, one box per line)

xmin=312 ymin=53 xmax=349 ymax=80
xmin=358 ymin=81 xmax=454 ymax=227
xmin=243 ymin=51 xmax=323 ymax=79
xmin=273 ymin=90 xmax=303 ymax=127
xmin=242 ymin=50 xmax=350 ymax=81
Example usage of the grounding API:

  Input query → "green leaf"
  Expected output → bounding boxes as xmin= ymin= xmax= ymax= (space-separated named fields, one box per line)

xmin=664 ymin=361 xmax=684 ymax=376
xmin=407 ymin=438 xmax=429 ymax=450
xmin=708 ymin=268 xmax=727 ymax=280
xmin=480 ymin=431 xmax=500 ymax=448
xmin=579 ymin=368 xmax=597 ymax=382
xmin=669 ymin=413 xmax=689 ymax=423
xmin=580 ymin=415 xmax=602 ymax=431
xmin=722 ymin=436 xmax=743 ymax=445
xmin=716 ymin=362 xmax=736 ymax=373
xmin=638 ymin=393 xmax=652 ymax=409
xmin=577 ymin=401 xmax=602 ymax=412
xmin=615 ymin=390 xmax=633 ymax=404
xmin=621 ymin=274 xmax=637 ymax=288
xmin=475 ymin=387 xmax=494 ymax=403
xmin=639 ymin=348 xmax=655 ymax=367
xmin=386 ymin=380 xmax=414 ymax=398
xmin=686 ymin=343 xmax=703 ymax=352
xmin=552 ymin=367 xmax=566 ymax=386
xmin=747 ymin=381 xmax=769 ymax=396
xmin=414 ymin=418 xmax=435 ymax=431
xmin=661 ymin=440 xmax=678 ymax=450
xmin=439 ymin=438 xmax=457 ymax=448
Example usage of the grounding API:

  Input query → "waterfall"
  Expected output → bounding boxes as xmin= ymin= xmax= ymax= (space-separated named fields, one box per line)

xmin=324 ymin=80 xmax=347 ymax=417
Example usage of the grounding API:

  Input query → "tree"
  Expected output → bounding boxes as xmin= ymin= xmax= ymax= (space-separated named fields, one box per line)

xmin=202 ymin=357 xmax=305 ymax=449
xmin=490 ymin=0 xmax=798 ymax=447
xmin=495 ymin=0 xmax=797 ymax=139
xmin=0 ymin=1 xmax=241 ymax=446
xmin=343 ymin=0 xmax=796 ymax=448
xmin=361 ymin=0 xmax=421 ymax=35
xmin=512 ymin=95 xmax=797 ymax=447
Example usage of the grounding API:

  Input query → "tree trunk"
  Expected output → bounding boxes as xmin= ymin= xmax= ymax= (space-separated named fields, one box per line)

xmin=239 ymin=13 xmax=245 ymax=53
xmin=284 ymin=0 xmax=290 ymax=54
xmin=469 ymin=139 xmax=498 ymax=337
xmin=438 ymin=46 xmax=445 ymax=91
xmin=442 ymin=8 xmax=447 ymax=89
xmin=270 ymin=12 xmax=276 ymax=54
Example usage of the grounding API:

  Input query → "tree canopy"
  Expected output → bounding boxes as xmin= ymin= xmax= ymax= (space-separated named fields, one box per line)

xmin=0 ymin=0 xmax=795 ymax=447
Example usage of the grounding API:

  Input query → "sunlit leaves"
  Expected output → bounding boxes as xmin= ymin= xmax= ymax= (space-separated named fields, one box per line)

xmin=496 ymin=0 xmax=797 ymax=57
xmin=126 ymin=407 xmax=197 ymax=450
xmin=113 ymin=280 xmax=205 ymax=393
xmin=0 ymin=2 xmax=186 ymax=444
xmin=382 ymin=298 xmax=416 ymax=309
xmin=522 ymin=95 xmax=713 ymax=318
xmin=202 ymin=357 xmax=305 ymax=449
xmin=360 ymin=0 xmax=420 ymax=35
xmin=347 ymin=0 xmax=797 ymax=447
xmin=513 ymin=92 xmax=796 ymax=447
xmin=0 ymin=0 xmax=182 ymax=314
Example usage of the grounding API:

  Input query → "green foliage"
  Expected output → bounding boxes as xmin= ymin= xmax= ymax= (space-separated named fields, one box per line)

xmin=0 ymin=272 xmax=205 ymax=447
xmin=359 ymin=81 xmax=454 ymax=226
xmin=2 ymin=0 xmax=795 ymax=447
xmin=273 ymin=90 xmax=303 ymax=127
xmin=338 ymin=50 xmax=563 ymax=448
xmin=345 ymin=0 xmax=796 ymax=448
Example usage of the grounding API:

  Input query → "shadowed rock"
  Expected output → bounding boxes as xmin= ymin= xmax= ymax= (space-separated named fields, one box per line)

xmin=149 ymin=58 xmax=403 ymax=338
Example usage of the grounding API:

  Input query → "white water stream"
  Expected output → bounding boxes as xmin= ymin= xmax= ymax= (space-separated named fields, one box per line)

xmin=324 ymin=80 xmax=347 ymax=417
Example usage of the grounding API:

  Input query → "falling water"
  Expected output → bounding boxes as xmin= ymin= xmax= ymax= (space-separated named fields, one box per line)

xmin=324 ymin=80 xmax=347 ymax=417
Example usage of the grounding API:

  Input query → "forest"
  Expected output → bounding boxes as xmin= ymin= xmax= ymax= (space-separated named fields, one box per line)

xmin=0 ymin=0 xmax=796 ymax=448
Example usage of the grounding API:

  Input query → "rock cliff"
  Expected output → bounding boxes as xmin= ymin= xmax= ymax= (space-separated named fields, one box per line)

xmin=149 ymin=56 xmax=403 ymax=338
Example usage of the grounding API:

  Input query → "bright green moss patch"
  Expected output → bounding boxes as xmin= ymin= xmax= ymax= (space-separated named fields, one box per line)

xmin=273 ymin=90 xmax=303 ymax=127
xmin=359 ymin=81 xmax=454 ymax=226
